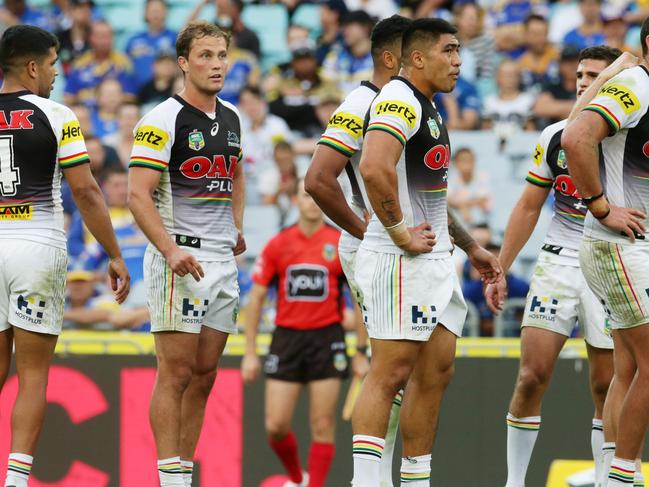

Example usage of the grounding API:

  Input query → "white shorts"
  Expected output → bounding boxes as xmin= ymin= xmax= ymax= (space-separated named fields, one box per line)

xmin=144 ymin=248 xmax=239 ymax=334
xmin=354 ymin=248 xmax=467 ymax=341
xmin=339 ymin=248 xmax=359 ymax=303
xmin=522 ymin=254 xmax=613 ymax=349
xmin=580 ymin=239 xmax=649 ymax=330
xmin=0 ymin=239 xmax=67 ymax=335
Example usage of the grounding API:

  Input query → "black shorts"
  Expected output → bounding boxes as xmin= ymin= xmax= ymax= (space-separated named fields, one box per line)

xmin=263 ymin=323 xmax=349 ymax=383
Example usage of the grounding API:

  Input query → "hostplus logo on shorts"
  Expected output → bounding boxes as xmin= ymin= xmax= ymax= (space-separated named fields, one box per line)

xmin=16 ymin=295 xmax=45 ymax=324
xmin=181 ymin=298 xmax=209 ymax=324
xmin=411 ymin=305 xmax=436 ymax=332
xmin=528 ymin=296 xmax=558 ymax=322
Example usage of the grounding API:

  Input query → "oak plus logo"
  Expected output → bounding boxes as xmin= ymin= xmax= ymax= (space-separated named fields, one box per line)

xmin=285 ymin=264 xmax=329 ymax=301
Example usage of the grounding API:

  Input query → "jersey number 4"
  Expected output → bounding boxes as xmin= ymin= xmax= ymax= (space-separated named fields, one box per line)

xmin=0 ymin=136 xmax=19 ymax=197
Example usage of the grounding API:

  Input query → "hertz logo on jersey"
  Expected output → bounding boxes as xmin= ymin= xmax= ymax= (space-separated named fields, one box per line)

xmin=134 ymin=125 xmax=170 ymax=150
xmin=61 ymin=120 xmax=83 ymax=146
xmin=598 ymin=83 xmax=640 ymax=114
xmin=327 ymin=112 xmax=363 ymax=138
xmin=374 ymin=100 xmax=417 ymax=128
xmin=533 ymin=143 xmax=544 ymax=166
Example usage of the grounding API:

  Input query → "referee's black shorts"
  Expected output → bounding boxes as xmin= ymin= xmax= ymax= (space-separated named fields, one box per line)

xmin=263 ymin=323 xmax=350 ymax=383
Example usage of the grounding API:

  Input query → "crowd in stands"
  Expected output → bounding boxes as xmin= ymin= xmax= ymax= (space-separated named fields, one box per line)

xmin=3 ymin=0 xmax=644 ymax=336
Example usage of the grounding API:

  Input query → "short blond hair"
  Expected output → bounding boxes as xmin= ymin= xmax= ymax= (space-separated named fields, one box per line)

xmin=176 ymin=20 xmax=231 ymax=59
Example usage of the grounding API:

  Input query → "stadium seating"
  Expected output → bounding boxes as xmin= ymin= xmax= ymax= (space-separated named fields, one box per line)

xmin=241 ymin=4 xmax=289 ymax=71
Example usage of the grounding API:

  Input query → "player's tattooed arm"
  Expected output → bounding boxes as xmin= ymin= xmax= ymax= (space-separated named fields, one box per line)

xmin=447 ymin=208 xmax=476 ymax=253
xmin=380 ymin=197 xmax=401 ymax=226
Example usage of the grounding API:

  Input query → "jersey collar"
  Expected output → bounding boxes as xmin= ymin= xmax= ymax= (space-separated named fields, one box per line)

xmin=0 ymin=90 xmax=32 ymax=99
xmin=173 ymin=94 xmax=221 ymax=120
xmin=391 ymin=75 xmax=432 ymax=102
xmin=361 ymin=80 xmax=379 ymax=93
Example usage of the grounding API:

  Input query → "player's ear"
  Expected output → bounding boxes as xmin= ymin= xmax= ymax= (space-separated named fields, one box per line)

xmin=411 ymin=49 xmax=424 ymax=69
xmin=383 ymin=50 xmax=396 ymax=70
xmin=177 ymin=56 xmax=189 ymax=75
xmin=26 ymin=59 xmax=39 ymax=80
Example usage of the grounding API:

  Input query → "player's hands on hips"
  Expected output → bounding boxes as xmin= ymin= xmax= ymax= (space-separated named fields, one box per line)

xmin=467 ymin=245 xmax=503 ymax=285
xmin=400 ymin=223 xmax=436 ymax=254
xmin=485 ymin=279 xmax=508 ymax=314
xmin=234 ymin=232 xmax=247 ymax=256
xmin=600 ymin=52 xmax=640 ymax=82
xmin=108 ymin=257 xmax=131 ymax=304
xmin=165 ymin=246 xmax=205 ymax=281
xmin=599 ymin=205 xmax=646 ymax=242
xmin=352 ymin=352 xmax=370 ymax=379
xmin=241 ymin=352 xmax=262 ymax=384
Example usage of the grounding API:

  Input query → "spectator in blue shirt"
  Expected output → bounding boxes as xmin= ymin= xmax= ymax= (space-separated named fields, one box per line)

xmin=125 ymin=0 xmax=177 ymax=89
xmin=316 ymin=0 xmax=347 ymax=64
xmin=64 ymin=20 xmax=137 ymax=107
xmin=0 ymin=0 xmax=56 ymax=32
xmin=218 ymin=47 xmax=261 ymax=105
xmin=434 ymin=76 xmax=481 ymax=130
xmin=57 ymin=0 xmax=93 ymax=77
xmin=493 ymin=0 xmax=548 ymax=59
xmin=562 ymin=0 xmax=605 ymax=49
xmin=90 ymin=78 xmax=123 ymax=143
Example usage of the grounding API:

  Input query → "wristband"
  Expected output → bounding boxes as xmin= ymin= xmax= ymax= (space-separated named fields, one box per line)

xmin=385 ymin=217 xmax=411 ymax=247
xmin=588 ymin=195 xmax=610 ymax=220
xmin=582 ymin=191 xmax=605 ymax=205
xmin=593 ymin=207 xmax=611 ymax=220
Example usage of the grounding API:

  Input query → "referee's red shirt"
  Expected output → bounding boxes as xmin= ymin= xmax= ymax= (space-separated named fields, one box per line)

xmin=252 ymin=224 xmax=345 ymax=330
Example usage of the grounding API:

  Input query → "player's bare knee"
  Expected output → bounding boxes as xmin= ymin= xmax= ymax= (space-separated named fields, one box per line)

xmin=159 ymin=360 xmax=194 ymax=392
xmin=310 ymin=413 xmax=335 ymax=441
xmin=516 ymin=365 xmax=550 ymax=395
xmin=192 ymin=368 xmax=217 ymax=397
xmin=265 ymin=417 xmax=292 ymax=440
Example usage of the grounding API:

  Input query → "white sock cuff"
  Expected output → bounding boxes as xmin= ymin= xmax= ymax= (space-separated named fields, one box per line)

xmin=635 ymin=458 xmax=643 ymax=471
xmin=180 ymin=460 xmax=193 ymax=468
xmin=158 ymin=456 xmax=181 ymax=466
xmin=353 ymin=435 xmax=385 ymax=446
xmin=353 ymin=435 xmax=385 ymax=462
xmin=401 ymin=454 xmax=432 ymax=474
xmin=603 ymin=442 xmax=617 ymax=451
xmin=612 ymin=457 xmax=637 ymax=471
xmin=506 ymin=412 xmax=541 ymax=422
xmin=592 ymin=418 xmax=604 ymax=429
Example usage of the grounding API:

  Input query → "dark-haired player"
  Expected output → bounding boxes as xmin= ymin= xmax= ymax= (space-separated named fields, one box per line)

xmin=351 ymin=18 xmax=501 ymax=486
xmin=0 ymin=25 xmax=129 ymax=487
xmin=563 ymin=17 xmax=649 ymax=486
xmin=305 ymin=15 xmax=411 ymax=486
xmin=241 ymin=180 xmax=347 ymax=487
xmin=484 ymin=45 xmax=639 ymax=487
xmin=128 ymin=21 xmax=245 ymax=487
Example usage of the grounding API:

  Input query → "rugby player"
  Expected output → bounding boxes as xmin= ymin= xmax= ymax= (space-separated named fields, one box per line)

xmin=0 ymin=25 xmax=129 ymax=487
xmin=484 ymin=46 xmax=640 ymax=487
xmin=350 ymin=18 xmax=502 ymax=486
xmin=305 ymin=14 xmax=411 ymax=486
xmin=562 ymin=17 xmax=649 ymax=487
xmin=127 ymin=21 xmax=246 ymax=487
xmin=242 ymin=180 xmax=348 ymax=487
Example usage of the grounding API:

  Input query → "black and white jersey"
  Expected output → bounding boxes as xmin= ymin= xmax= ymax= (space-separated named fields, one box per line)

xmin=525 ymin=119 xmax=595 ymax=261
xmin=129 ymin=95 xmax=243 ymax=260
xmin=582 ymin=65 xmax=649 ymax=244
xmin=361 ymin=76 xmax=452 ymax=257
xmin=0 ymin=90 xmax=89 ymax=249
xmin=317 ymin=80 xmax=379 ymax=253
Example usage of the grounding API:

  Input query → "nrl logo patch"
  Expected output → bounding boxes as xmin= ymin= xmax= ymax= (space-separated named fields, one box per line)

xmin=427 ymin=117 xmax=440 ymax=139
xmin=188 ymin=130 xmax=205 ymax=151
xmin=322 ymin=243 xmax=336 ymax=261
xmin=557 ymin=149 xmax=567 ymax=169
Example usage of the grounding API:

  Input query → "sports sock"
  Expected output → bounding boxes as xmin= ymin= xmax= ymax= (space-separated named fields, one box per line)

xmin=599 ymin=443 xmax=617 ymax=487
xmin=4 ymin=453 xmax=32 ymax=487
xmin=634 ymin=458 xmax=644 ymax=487
xmin=609 ymin=457 xmax=635 ymax=485
xmin=269 ymin=432 xmax=303 ymax=483
xmin=352 ymin=434 xmax=384 ymax=487
xmin=400 ymin=454 xmax=431 ymax=486
xmin=381 ymin=390 xmax=403 ymax=487
xmin=592 ymin=419 xmax=604 ymax=482
xmin=505 ymin=413 xmax=541 ymax=487
xmin=307 ymin=442 xmax=335 ymax=487
xmin=157 ymin=457 xmax=184 ymax=486
xmin=180 ymin=459 xmax=193 ymax=487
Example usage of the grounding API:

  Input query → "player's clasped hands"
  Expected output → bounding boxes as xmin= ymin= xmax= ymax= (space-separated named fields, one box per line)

xmin=400 ymin=223 xmax=437 ymax=254
xmin=601 ymin=205 xmax=647 ymax=242
xmin=241 ymin=353 xmax=262 ymax=384
xmin=485 ymin=279 xmax=508 ymax=315
xmin=108 ymin=257 xmax=131 ymax=304
xmin=165 ymin=246 xmax=205 ymax=281
xmin=467 ymin=245 xmax=503 ymax=285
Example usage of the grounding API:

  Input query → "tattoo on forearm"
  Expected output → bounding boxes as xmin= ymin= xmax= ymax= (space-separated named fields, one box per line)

xmin=380 ymin=198 xmax=400 ymax=226
xmin=447 ymin=209 xmax=475 ymax=251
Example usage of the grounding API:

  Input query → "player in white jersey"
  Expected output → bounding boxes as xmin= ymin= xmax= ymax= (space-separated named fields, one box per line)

xmin=305 ymin=15 xmax=411 ymax=486
xmin=0 ymin=25 xmax=130 ymax=487
xmin=127 ymin=22 xmax=246 ymax=487
xmin=563 ymin=18 xmax=649 ymax=486
xmin=350 ymin=19 xmax=502 ymax=487
xmin=483 ymin=46 xmax=639 ymax=487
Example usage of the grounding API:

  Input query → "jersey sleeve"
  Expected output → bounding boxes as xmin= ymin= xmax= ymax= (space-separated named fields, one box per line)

xmin=366 ymin=84 xmax=421 ymax=146
xmin=317 ymin=94 xmax=366 ymax=158
xmin=583 ymin=69 xmax=649 ymax=135
xmin=251 ymin=237 xmax=279 ymax=286
xmin=58 ymin=107 xmax=90 ymax=169
xmin=129 ymin=108 xmax=173 ymax=172
xmin=524 ymin=126 xmax=554 ymax=188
